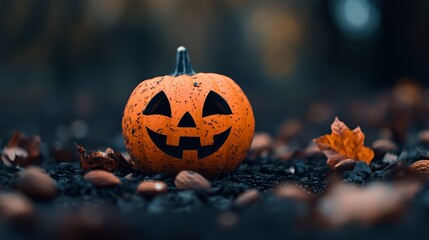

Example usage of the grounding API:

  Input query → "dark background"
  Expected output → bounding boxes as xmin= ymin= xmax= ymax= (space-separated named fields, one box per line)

xmin=0 ymin=0 xmax=428 ymax=148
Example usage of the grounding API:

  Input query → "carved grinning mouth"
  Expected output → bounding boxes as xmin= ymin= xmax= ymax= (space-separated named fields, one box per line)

xmin=146 ymin=127 xmax=231 ymax=159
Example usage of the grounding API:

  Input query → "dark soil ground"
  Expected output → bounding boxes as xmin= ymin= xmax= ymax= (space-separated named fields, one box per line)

xmin=1 ymin=138 xmax=429 ymax=240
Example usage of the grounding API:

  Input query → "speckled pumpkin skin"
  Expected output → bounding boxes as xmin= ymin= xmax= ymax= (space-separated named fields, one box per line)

xmin=122 ymin=73 xmax=255 ymax=177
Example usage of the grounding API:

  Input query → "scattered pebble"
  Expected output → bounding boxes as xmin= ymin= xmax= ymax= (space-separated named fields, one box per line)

xmin=273 ymin=183 xmax=310 ymax=201
xmin=136 ymin=181 xmax=168 ymax=199
xmin=83 ymin=170 xmax=121 ymax=187
xmin=234 ymin=189 xmax=261 ymax=206
xmin=409 ymin=160 xmax=429 ymax=174
xmin=14 ymin=166 xmax=57 ymax=201
xmin=0 ymin=192 xmax=36 ymax=228
xmin=175 ymin=170 xmax=211 ymax=192
xmin=317 ymin=181 xmax=421 ymax=227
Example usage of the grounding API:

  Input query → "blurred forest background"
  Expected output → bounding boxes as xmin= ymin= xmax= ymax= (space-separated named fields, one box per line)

xmin=1 ymin=0 xmax=429 ymax=149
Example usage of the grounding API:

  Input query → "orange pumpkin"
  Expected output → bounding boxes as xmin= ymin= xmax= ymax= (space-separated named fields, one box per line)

xmin=122 ymin=46 xmax=255 ymax=177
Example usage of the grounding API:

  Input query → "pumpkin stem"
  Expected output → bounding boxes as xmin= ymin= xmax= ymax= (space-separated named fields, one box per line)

xmin=171 ymin=46 xmax=196 ymax=76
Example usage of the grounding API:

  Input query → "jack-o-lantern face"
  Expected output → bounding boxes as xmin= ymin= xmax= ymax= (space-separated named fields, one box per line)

xmin=122 ymin=47 xmax=255 ymax=177
xmin=144 ymin=90 xmax=232 ymax=159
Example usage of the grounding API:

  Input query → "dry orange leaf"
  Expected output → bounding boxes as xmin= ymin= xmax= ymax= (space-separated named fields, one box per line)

xmin=314 ymin=117 xmax=374 ymax=168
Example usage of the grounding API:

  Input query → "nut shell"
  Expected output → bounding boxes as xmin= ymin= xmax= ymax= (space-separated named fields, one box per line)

xmin=0 ymin=192 xmax=36 ymax=229
xmin=234 ymin=189 xmax=261 ymax=206
xmin=83 ymin=170 xmax=121 ymax=187
xmin=174 ymin=170 xmax=211 ymax=191
xmin=410 ymin=160 xmax=429 ymax=174
xmin=273 ymin=184 xmax=310 ymax=201
xmin=136 ymin=181 xmax=168 ymax=198
xmin=14 ymin=166 xmax=57 ymax=201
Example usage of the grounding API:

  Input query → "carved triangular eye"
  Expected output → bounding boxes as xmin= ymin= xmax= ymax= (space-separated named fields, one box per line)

xmin=202 ymin=91 xmax=232 ymax=117
xmin=143 ymin=91 xmax=171 ymax=117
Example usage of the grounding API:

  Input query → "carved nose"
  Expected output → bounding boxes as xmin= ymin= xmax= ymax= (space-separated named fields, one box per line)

xmin=178 ymin=112 xmax=196 ymax=127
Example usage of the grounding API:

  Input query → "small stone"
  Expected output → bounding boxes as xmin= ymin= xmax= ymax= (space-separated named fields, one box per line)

xmin=317 ymin=181 xmax=421 ymax=227
xmin=0 ymin=192 xmax=36 ymax=228
xmin=14 ymin=166 xmax=57 ymax=201
xmin=83 ymin=170 xmax=121 ymax=187
xmin=273 ymin=184 xmax=310 ymax=201
xmin=295 ymin=161 xmax=309 ymax=175
xmin=175 ymin=170 xmax=211 ymax=192
xmin=409 ymin=160 xmax=429 ymax=174
xmin=136 ymin=181 xmax=168 ymax=199
xmin=234 ymin=189 xmax=261 ymax=207
xmin=147 ymin=197 xmax=167 ymax=213
xmin=285 ymin=166 xmax=295 ymax=174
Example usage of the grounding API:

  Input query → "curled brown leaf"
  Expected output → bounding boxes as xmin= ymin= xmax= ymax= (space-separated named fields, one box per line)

xmin=1 ymin=132 xmax=41 ymax=167
xmin=76 ymin=144 xmax=134 ymax=172
xmin=314 ymin=117 xmax=374 ymax=169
